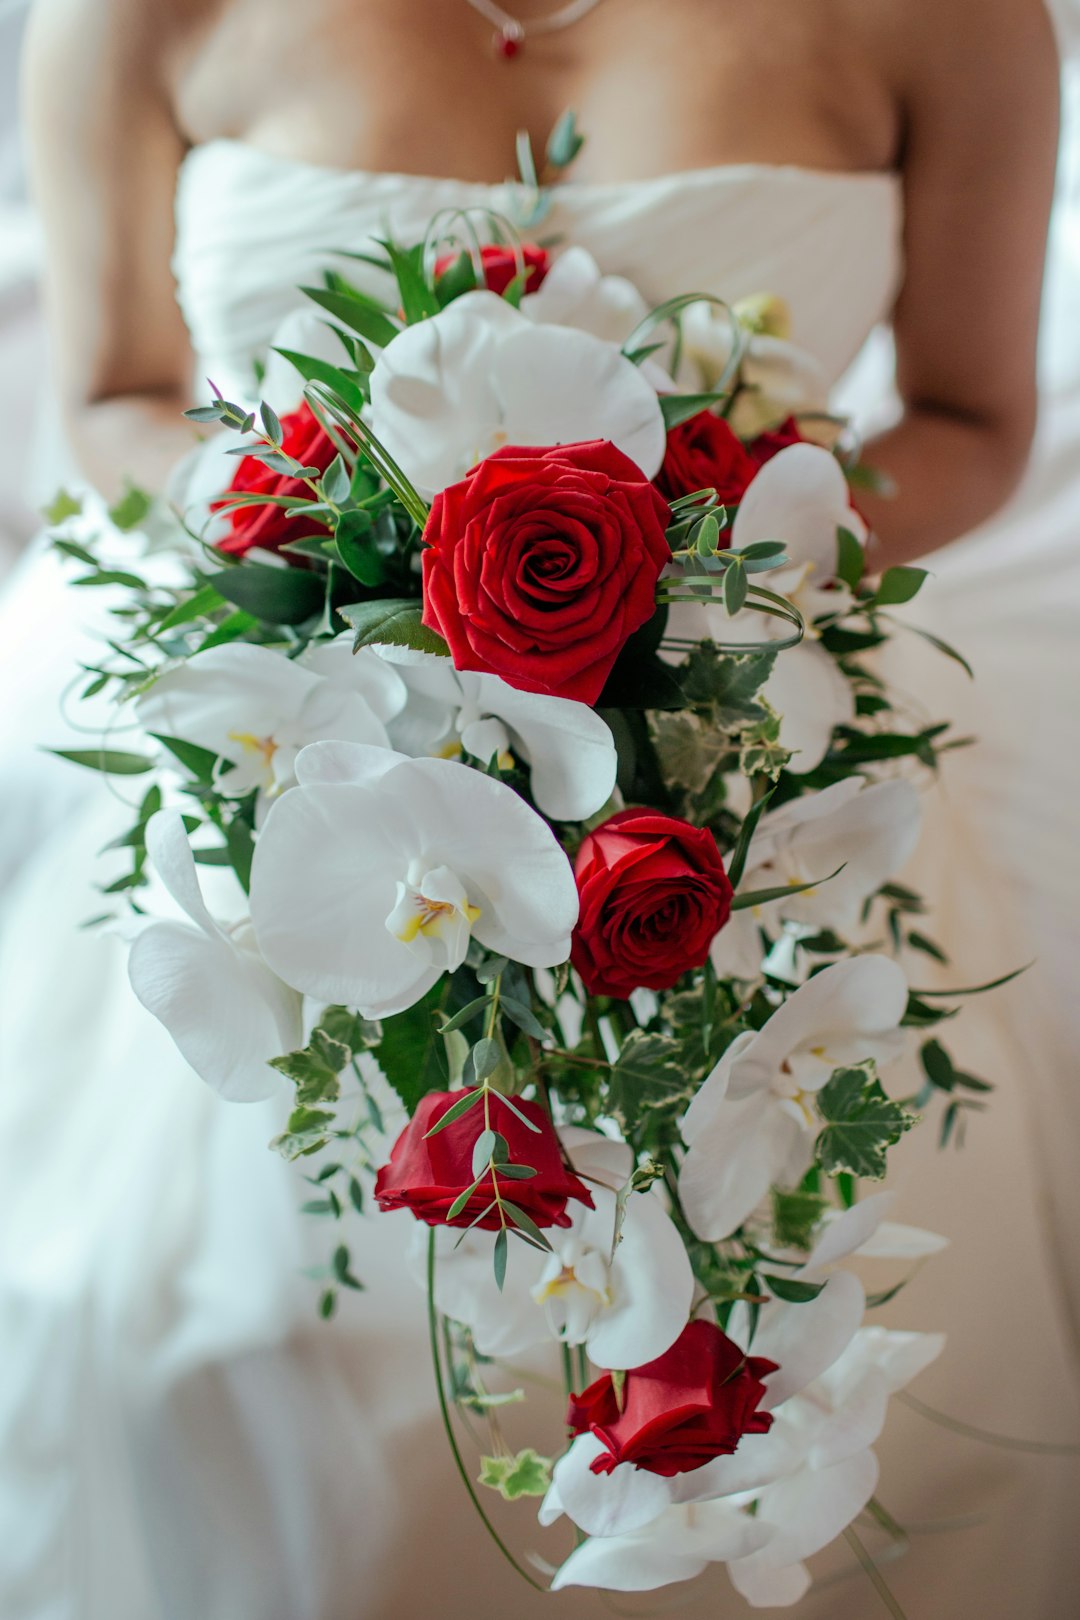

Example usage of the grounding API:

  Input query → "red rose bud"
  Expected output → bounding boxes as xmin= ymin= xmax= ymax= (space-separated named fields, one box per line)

xmin=374 ymin=1090 xmax=593 ymax=1230
xmin=570 ymin=809 xmax=734 ymax=999
xmin=215 ymin=402 xmax=337 ymax=560
xmin=746 ymin=415 xmax=807 ymax=469
xmin=420 ymin=441 xmax=672 ymax=705
xmin=655 ymin=410 xmax=758 ymax=508
xmin=434 ymin=243 xmax=550 ymax=298
xmin=568 ymin=1319 xmax=777 ymax=1478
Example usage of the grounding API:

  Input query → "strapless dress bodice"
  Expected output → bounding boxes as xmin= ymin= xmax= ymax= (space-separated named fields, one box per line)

xmin=174 ymin=140 xmax=903 ymax=401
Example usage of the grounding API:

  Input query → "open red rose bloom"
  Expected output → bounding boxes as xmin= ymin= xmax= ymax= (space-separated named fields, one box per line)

xmin=420 ymin=440 xmax=672 ymax=705
xmin=568 ymin=1319 xmax=777 ymax=1477
xmin=215 ymin=401 xmax=337 ymax=559
xmin=374 ymin=1090 xmax=594 ymax=1230
xmin=655 ymin=409 xmax=759 ymax=507
xmin=571 ymin=808 xmax=734 ymax=998
xmin=434 ymin=242 xmax=550 ymax=297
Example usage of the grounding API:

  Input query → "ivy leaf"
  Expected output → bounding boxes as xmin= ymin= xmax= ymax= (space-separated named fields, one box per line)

xmin=478 ymin=1448 xmax=553 ymax=1501
xmin=680 ymin=645 xmax=777 ymax=728
xmin=770 ymin=1185 xmax=827 ymax=1251
xmin=815 ymin=1061 xmax=917 ymax=1180
xmin=268 ymin=1027 xmax=350 ymax=1108
xmin=108 ymin=481 xmax=154 ymax=532
xmin=317 ymin=1005 xmax=380 ymax=1054
xmin=269 ymin=1104 xmax=337 ymax=1161
xmin=44 ymin=487 xmax=85 ymax=525
xmin=608 ymin=1031 xmax=692 ymax=1127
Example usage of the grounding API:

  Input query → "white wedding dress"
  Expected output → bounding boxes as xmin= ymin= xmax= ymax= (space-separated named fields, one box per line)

xmin=2 ymin=122 xmax=1080 ymax=1620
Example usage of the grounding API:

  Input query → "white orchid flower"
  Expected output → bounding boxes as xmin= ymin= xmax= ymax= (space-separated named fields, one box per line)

xmin=248 ymin=740 xmax=579 ymax=1017
xmin=550 ymin=1490 xmax=773 ymax=1594
xmin=136 ymin=641 xmax=404 ymax=801
xmin=726 ymin=1323 xmax=944 ymax=1606
xmin=679 ymin=298 xmax=829 ymax=437
xmin=800 ymin=1189 xmax=948 ymax=1273
xmin=713 ymin=779 xmax=923 ymax=979
xmin=126 ymin=811 xmax=302 ymax=1101
xmin=521 ymin=246 xmax=650 ymax=346
xmin=427 ymin=1129 xmax=694 ymax=1368
xmin=680 ymin=956 xmax=909 ymax=1239
xmin=666 ymin=445 xmax=863 ymax=772
xmin=367 ymin=290 xmax=666 ymax=496
xmin=373 ymin=647 xmax=617 ymax=820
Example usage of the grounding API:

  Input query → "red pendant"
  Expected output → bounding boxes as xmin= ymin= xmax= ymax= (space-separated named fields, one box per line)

xmin=495 ymin=27 xmax=523 ymax=58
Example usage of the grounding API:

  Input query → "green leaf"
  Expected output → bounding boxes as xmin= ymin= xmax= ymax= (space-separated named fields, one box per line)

xmin=333 ymin=511 xmax=384 ymax=587
xmin=731 ymin=866 xmax=843 ymax=911
xmin=339 ymin=597 xmax=449 ymax=657
xmin=300 ymin=285 xmax=400 ymax=348
xmin=380 ymin=983 xmax=461 ymax=1114
xmin=43 ymin=488 xmax=84 ymax=525
xmin=835 ymin=526 xmax=865 ymax=591
xmin=71 ymin=569 xmax=148 ymax=590
xmin=762 ymin=1274 xmax=827 ymax=1304
xmin=272 ymin=346 xmax=368 ymax=414
xmin=659 ymin=393 xmax=730 ymax=431
xmin=871 ymin=565 xmax=928 ymax=608
xmin=149 ymin=733 xmax=220 ymax=782
xmin=815 ymin=1061 xmax=917 ymax=1180
xmin=322 ymin=453 xmax=352 ymax=505
xmin=908 ymin=964 xmax=1030 ymax=1000
xmin=499 ymin=994 xmax=547 ymax=1041
xmin=471 ymin=1037 xmax=502 ymax=1082
xmin=108 ymin=482 xmax=154 ymax=532
xmin=771 ymin=1185 xmax=827 ymax=1251
xmin=204 ymin=564 xmax=324 ymax=626
xmin=501 ymin=1201 xmax=553 ymax=1253
xmin=225 ymin=815 xmax=255 ymax=893
xmin=493 ymin=1227 xmax=509 ymax=1292
xmin=50 ymin=747 xmax=154 ymax=776
xmin=723 ymin=561 xmax=749 ymax=616
xmin=679 ymin=644 xmax=777 ymax=727
xmin=546 ymin=107 xmax=585 ymax=171
xmin=153 ymin=583 xmax=226 ymax=634
xmin=268 ymin=1027 xmax=350 ymax=1108
xmin=478 ymin=1448 xmax=552 ymax=1501
xmin=269 ymin=1104 xmax=337 ymax=1161
xmin=608 ymin=1031 xmax=693 ymax=1127
xmin=317 ymin=1005 xmax=379 ymax=1054
xmin=434 ymin=250 xmax=480 ymax=306
xmin=726 ymin=786 xmax=775 ymax=891
xmin=379 ymin=238 xmax=440 ymax=323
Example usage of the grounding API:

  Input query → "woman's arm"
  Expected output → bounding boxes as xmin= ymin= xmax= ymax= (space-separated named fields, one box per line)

xmin=23 ymin=0 xmax=204 ymax=498
xmin=860 ymin=0 xmax=1060 ymax=567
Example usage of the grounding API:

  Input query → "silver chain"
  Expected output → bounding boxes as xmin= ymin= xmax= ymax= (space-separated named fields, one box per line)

xmin=464 ymin=0 xmax=605 ymax=43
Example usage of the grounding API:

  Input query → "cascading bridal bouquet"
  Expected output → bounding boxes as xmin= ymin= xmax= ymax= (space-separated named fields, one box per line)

xmin=50 ymin=151 xmax=1002 ymax=1611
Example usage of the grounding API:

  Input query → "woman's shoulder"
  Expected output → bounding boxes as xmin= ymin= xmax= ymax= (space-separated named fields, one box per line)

xmin=849 ymin=0 xmax=1059 ymax=75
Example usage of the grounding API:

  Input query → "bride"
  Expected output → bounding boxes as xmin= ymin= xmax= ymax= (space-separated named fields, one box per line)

xmin=2 ymin=0 xmax=1077 ymax=1615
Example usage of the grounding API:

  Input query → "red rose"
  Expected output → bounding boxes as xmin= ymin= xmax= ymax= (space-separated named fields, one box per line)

xmin=374 ymin=1090 xmax=593 ymax=1230
xmin=215 ymin=403 xmax=337 ymax=559
xmin=655 ymin=411 xmax=758 ymax=507
xmin=568 ymin=1319 xmax=777 ymax=1477
xmin=434 ymin=243 xmax=550 ymax=297
xmin=746 ymin=415 xmax=807 ymax=468
xmin=421 ymin=441 xmax=672 ymax=705
xmin=571 ymin=808 xmax=733 ymax=998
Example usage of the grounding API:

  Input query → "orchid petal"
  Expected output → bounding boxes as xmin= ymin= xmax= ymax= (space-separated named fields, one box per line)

xmin=552 ymin=1434 xmax=673 ymax=1539
xmin=748 ymin=1271 xmax=867 ymax=1409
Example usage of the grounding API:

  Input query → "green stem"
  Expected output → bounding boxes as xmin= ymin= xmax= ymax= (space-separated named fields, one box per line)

xmin=843 ymin=1525 xmax=909 ymax=1620
xmin=897 ymin=1391 xmax=1080 ymax=1455
xmin=426 ymin=1231 xmax=550 ymax=1595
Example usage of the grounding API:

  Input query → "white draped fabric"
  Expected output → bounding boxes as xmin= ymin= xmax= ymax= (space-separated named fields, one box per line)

xmin=2 ymin=22 xmax=1080 ymax=1620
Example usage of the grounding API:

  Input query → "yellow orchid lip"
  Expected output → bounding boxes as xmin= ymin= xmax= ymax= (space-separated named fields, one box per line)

xmin=227 ymin=729 xmax=277 ymax=767
xmin=393 ymin=893 xmax=482 ymax=944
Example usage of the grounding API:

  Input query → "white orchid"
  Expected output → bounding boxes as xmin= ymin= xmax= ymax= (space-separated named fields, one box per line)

xmin=367 ymin=290 xmax=666 ymax=495
xmin=713 ymin=779 xmax=923 ymax=979
xmin=680 ymin=956 xmax=909 ymax=1239
xmin=521 ymin=246 xmax=650 ymax=346
xmin=799 ymin=1188 xmax=948 ymax=1273
xmin=136 ymin=641 xmax=404 ymax=802
xmin=428 ymin=1129 xmax=694 ymax=1368
xmin=725 ymin=1321 xmax=944 ymax=1606
xmin=679 ymin=296 xmax=829 ymax=438
xmin=666 ymin=444 xmax=864 ymax=772
xmin=126 ymin=811 xmax=302 ymax=1101
xmin=374 ymin=647 xmax=617 ymax=820
xmin=541 ymin=1267 xmax=941 ymax=1607
xmin=248 ymin=739 xmax=579 ymax=1017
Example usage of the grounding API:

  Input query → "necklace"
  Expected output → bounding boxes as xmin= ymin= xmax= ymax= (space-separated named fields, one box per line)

xmin=464 ymin=0 xmax=605 ymax=59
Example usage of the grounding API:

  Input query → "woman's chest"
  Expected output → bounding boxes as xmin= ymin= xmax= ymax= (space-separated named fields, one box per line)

xmin=170 ymin=0 xmax=901 ymax=180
